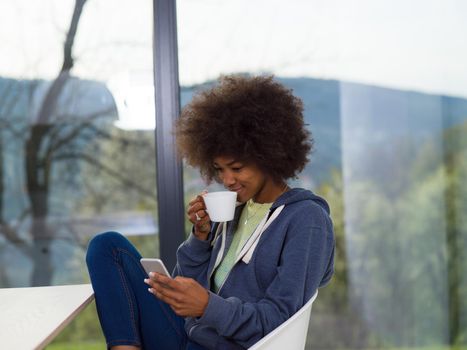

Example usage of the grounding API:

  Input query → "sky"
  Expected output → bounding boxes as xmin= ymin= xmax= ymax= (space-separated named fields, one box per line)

xmin=1 ymin=0 xmax=466 ymax=129
xmin=177 ymin=0 xmax=467 ymax=98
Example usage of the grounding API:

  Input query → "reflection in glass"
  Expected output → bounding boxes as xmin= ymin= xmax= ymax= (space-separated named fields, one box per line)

xmin=177 ymin=0 xmax=467 ymax=348
xmin=0 ymin=2 xmax=157 ymax=289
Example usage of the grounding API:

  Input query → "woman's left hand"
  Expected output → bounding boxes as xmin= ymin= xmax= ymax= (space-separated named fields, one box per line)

xmin=145 ymin=273 xmax=209 ymax=317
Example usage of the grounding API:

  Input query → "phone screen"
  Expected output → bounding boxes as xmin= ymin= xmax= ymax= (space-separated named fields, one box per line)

xmin=140 ymin=258 xmax=171 ymax=277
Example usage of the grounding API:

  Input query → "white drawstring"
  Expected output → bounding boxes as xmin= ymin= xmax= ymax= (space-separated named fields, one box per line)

xmin=212 ymin=222 xmax=227 ymax=272
xmin=239 ymin=205 xmax=285 ymax=264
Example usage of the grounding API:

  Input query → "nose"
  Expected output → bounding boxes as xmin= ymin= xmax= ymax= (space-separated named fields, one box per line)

xmin=221 ymin=170 xmax=236 ymax=187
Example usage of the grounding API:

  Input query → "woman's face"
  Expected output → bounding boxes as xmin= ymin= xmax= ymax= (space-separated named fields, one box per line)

xmin=213 ymin=156 xmax=277 ymax=203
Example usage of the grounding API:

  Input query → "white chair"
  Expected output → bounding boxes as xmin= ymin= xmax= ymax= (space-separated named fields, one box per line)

xmin=248 ymin=291 xmax=318 ymax=350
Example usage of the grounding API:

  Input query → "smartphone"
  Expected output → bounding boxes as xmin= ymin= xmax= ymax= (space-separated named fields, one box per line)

xmin=140 ymin=258 xmax=171 ymax=277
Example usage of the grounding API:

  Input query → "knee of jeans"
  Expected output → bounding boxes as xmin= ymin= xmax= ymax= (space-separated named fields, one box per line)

xmin=86 ymin=231 xmax=125 ymax=266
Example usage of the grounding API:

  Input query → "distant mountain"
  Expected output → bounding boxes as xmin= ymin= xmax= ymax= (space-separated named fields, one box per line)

xmin=182 ymin=76 xmax=467 ymax=188
xmin=3 ymin=74 xmax=466 ymax=191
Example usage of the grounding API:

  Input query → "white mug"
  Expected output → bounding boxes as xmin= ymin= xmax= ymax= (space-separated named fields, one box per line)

xmin=203 ymin=191 xmax=237 ymax=222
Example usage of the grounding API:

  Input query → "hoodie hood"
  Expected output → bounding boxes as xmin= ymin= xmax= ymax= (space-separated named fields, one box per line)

xmin=272 ymin=187 xmax=330 ymax=214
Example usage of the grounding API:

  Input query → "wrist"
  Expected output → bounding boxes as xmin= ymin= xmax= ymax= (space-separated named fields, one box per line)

xmin=193 ymin=232 xmax=209 ymax=241
xmin=193 ymin=223 xmax=211 ymax=240
xmin=201 ymin=288 xmax=209 ymax=315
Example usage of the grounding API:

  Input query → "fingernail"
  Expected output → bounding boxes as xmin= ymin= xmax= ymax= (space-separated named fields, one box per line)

xmin=149 ymin=272 xmax=155 ymax=278
xmin=144 ymin=278 xmax=149 ymax=284
xmin=147 ymin=288 xmax=153 ymax=294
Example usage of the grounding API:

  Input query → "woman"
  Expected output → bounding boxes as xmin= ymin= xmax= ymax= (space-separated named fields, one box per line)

xmin=86 ymin=75 xmax=335 ymax=350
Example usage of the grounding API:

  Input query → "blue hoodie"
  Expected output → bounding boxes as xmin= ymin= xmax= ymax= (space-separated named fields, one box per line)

xmin=174 ymin=188 xmax=335 ymax=349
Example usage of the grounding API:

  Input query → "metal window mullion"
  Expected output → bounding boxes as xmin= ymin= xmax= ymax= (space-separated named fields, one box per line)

xmin=153 ymin=0 xmax=184 ymax=270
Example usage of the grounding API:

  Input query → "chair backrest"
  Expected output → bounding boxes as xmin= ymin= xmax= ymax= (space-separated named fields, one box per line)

xmin=248 ymin=291 xmax=318 ymax=350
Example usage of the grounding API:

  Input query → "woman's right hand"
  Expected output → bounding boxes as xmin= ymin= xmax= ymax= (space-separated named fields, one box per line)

xmin=187 ymin=191 xmax=211 ymax=240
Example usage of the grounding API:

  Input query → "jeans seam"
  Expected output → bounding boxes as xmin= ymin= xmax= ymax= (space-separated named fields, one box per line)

xmin=114 ymin=247 xmax=141 ymax=345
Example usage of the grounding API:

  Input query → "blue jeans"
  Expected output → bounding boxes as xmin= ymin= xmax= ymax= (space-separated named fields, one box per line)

xmin=86 ymin=231 xmax=208 ymax=350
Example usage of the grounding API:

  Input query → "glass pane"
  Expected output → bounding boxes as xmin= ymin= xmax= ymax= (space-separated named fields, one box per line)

xmin=177 ymin=0 xmax=467 ymax=348
xmin=1 ymin=0 xmax=157 ymax=346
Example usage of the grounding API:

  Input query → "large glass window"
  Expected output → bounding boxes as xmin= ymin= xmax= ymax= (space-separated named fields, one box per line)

xmin=177 ymin=0 xmax=467 ymax=348
xmin=0 ymin=0 xmax=157 ymax=347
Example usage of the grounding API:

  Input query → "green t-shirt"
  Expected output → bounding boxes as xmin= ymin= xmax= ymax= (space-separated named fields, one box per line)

xmin=213 ymin=199 xmax=272 ymax=292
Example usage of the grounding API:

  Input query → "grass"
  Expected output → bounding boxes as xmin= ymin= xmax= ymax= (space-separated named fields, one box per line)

xmin=45 ymin=341 xmax=105 ymax=350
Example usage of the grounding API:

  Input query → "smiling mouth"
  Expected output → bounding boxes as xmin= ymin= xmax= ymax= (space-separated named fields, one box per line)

xmin=230 ymin=187 xmax=242 ymax=193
